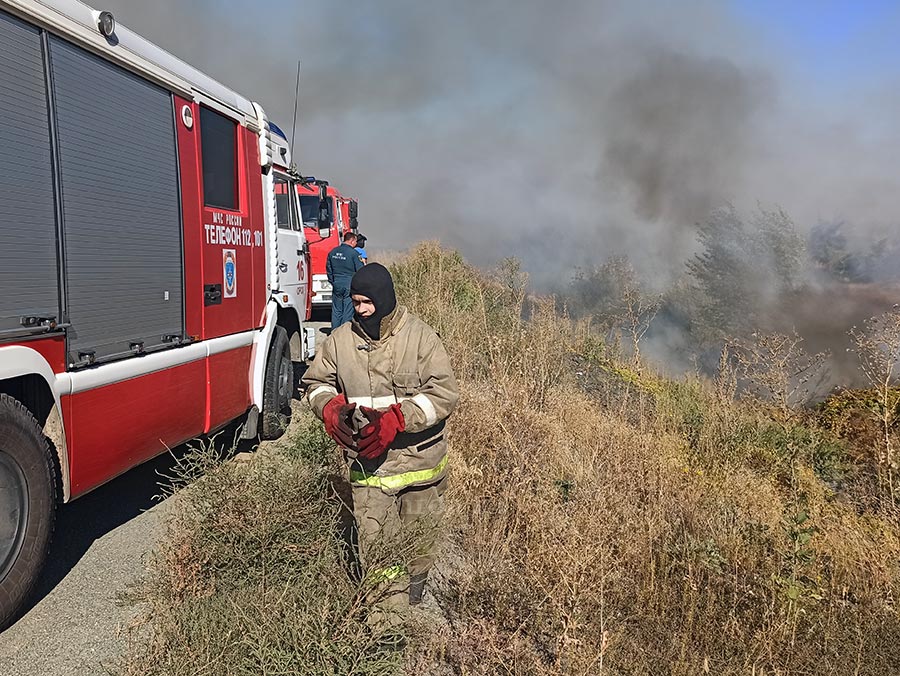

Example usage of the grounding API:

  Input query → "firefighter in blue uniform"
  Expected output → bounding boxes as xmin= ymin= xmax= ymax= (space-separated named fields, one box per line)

xmin=327 ymin=232 xmax=364 ymax=329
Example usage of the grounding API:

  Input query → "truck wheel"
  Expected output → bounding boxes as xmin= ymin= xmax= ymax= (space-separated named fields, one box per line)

xmin=0 ymin=394 xmax=56 ymax=631
xmin=261 ymin=326 xmax=293 ymax=440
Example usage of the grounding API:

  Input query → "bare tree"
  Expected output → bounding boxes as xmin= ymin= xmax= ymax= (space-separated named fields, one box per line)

xmin=732 ymin=330 xmax=829 ymax=420
xmin=848 ymin=307 xmax=900 ymax=507
xmin=714 ymin=341 xmax=739 ymax=403
xmin=568 ymin=256 xmax=660 ymax=366
xmin=620 ymin=275 xmax=661 ymax=367
xmin=730 ymin=330 xmax=828 ymax=495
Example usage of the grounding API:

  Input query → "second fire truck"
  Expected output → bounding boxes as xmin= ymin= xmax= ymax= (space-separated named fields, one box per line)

xmin=297 ymin=180 xmax=359 ymax=309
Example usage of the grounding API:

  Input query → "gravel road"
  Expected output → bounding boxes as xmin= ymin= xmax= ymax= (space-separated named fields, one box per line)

xmin=0 ymin=452 xmax=179 ymax=676
xmin=0 ymin=319 xmax=330 ymax=676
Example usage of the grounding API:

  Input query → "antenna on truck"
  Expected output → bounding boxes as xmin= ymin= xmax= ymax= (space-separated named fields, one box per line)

xmin=290 ymin=59 xmax=301 ymax=156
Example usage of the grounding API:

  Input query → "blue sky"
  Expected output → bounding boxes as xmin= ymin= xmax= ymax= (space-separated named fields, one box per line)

xmin=731 ymin=0 xmax=900 ymax=90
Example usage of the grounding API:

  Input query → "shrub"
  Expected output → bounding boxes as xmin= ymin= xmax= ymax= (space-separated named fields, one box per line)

xmin=117 ymin=418 xmax=413 ymax=676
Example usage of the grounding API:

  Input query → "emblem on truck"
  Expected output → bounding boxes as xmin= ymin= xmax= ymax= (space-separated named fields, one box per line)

xmin=223 ymin=249 xmax=237 ymax=298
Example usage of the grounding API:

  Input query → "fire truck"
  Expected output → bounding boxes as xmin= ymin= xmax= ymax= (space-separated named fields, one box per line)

xmin=0 ymin=0 xmax=315 ymax=628
xmin=269 ymin=123 xmax=315 ymax=323
xmin=297 ymin=180 xmax=359 ymax=308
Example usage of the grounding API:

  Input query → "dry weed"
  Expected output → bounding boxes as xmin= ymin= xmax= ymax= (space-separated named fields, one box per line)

xmin=117 ymin=418 xmax=413 ymax=676
xmin=122 ymin=244 xmax=900 ymax=675
xmin=394 ymin=244 xmax=900 ymax=675
xmin=848 ymin=307 xmax=900 ymax=508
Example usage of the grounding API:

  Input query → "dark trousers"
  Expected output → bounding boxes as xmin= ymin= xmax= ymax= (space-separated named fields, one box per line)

xmin=331 ymin=283 xmax=354 ymax=329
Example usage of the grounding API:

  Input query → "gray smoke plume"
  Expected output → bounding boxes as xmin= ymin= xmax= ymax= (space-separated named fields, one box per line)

xmin=603 ymin=49 xmax=772 ymax=225
xmin=99 ymin=0 xmax=900 ymax=294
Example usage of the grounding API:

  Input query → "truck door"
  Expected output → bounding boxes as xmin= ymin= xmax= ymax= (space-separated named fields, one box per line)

xmin=292 ymin=179 xmax=312 ymax=320
xmin=49 ymin=35 xmax=185 ymax=365
xmin=0 ymin=13 xmax=59 ymax=340
xmin=273 ymin=175 xmax=308 ymax=316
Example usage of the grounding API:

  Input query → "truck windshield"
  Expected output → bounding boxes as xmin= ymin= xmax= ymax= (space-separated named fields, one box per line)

xmin=299 ymin=195 xmax=331 ymax=228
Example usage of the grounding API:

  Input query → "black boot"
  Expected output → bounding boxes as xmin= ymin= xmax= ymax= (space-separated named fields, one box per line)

xmin=409 ymin=572 xmax=428 ymax=606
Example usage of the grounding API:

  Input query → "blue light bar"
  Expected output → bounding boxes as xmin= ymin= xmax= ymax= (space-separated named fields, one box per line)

xmin=268 ymin=122 xmax=287 ymax=140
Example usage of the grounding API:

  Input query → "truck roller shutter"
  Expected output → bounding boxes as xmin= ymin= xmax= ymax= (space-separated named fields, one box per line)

xmin=0 ymin=12 xmax=59 ymax=335
xmin=49 ymin=36 xmax=184 ymax=364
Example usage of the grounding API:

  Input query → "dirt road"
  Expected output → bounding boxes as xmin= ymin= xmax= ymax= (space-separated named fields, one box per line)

xmin=0 ymin=320 xmax=330 ymax=676
xmin=0 ymin=452 xmax=179 ymax=675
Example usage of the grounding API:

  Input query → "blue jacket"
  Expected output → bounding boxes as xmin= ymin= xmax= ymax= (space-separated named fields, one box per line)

xmin=326 ymin=243 xmax=364 ymax=286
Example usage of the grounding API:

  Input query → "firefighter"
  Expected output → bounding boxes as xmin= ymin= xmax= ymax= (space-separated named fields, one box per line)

xmin=354 ymin=233 xmax=368 ymax=264
xmin=303 ymin=263 xmax=458 ymax=615
xmin=326 ymin=232 xmax=364 ymax=329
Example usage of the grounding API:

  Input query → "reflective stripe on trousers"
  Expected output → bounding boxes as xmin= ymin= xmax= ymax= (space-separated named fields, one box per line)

xmin=350 ymin=454 xmax=449 ymax=491
xmin=366 ymin=564 xmax=406 ymax=585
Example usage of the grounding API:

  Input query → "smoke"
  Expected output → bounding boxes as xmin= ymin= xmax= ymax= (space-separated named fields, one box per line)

xmin=603 ymin=49 xmax=772 ymax=225
xmin=100 ymin=1 xmax=900 ymax=293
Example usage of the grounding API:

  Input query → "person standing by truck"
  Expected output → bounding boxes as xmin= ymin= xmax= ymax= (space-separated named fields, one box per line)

xmin=326 ymin=232 xmax=364 ymax=329
xmin=303 ymin=263 xmax=458 ymax=618
xmin=354 ymin=233 xmax=368 ymax=264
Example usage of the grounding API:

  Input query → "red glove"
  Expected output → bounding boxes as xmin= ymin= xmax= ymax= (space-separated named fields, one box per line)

xmin=323 ymin=394 xmax=356 ymax=448
xmin=357 ymin=404 xmax=405 ymax=459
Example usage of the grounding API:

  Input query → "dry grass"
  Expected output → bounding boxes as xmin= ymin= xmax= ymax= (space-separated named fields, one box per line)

xmin=116 ymin=419 xmax=419 ymax=676
xmin=120 ymin=242 xmax=900 ymax=675
xmin=394 ymin=242 xmax=900 ymax=675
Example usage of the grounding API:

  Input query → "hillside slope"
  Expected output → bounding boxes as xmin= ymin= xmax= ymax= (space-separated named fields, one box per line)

xmin=120 ymin=244 xmax=900 ymax=676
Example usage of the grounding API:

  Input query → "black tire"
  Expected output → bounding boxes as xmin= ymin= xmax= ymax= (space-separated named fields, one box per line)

xmin=0 ymin=394 xmax=56 ymax=631
xmin=261 ymin=326 xmax=293 ymax=440
xmin=286 ymin=328 xmax=305 ymax=397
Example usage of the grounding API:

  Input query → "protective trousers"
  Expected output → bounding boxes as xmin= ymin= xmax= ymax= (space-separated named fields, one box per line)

xmin=352 ymin=476 xmax=447 ymax=619
xmin=331 ymin=283 xmax=354 ymax=329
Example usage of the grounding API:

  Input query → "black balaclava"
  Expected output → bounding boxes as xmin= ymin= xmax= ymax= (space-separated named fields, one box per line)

xmin=350 ymin=263 xmax=397 ymax=340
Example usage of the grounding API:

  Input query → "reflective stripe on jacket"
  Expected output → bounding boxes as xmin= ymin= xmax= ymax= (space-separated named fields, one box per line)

xmin=303 ymin=305 xmax=458 ymax=494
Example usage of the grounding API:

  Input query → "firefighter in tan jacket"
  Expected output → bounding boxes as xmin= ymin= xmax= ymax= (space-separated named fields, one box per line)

xmin=303 ymin=262 xmax=458 ymax=610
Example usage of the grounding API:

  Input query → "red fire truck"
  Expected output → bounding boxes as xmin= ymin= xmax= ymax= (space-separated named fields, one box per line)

xmin=297 ymin=181 xmax=359 ymax=308
xmin=0 ymin=0 xmax=315 ymax=627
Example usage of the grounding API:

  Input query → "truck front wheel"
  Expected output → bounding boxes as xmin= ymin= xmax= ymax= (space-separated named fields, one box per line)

xmin=0 ymin=394 xmax=56 ymax=631
xmin=260 ymin=326 xmax=293 ymax=440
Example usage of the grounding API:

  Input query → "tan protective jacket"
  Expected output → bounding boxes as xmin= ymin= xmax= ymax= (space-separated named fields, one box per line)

xmin=303 ymin=305 xmax=458 ymax=494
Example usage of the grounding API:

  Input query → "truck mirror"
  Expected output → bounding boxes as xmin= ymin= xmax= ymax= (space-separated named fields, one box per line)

xmin=318 ymin=200 xmax=331 ymax=239
xmin=318 ymin=184 xmax=328 ymax=201
xmin=349 ymin=200 xmax=358 ymax=219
